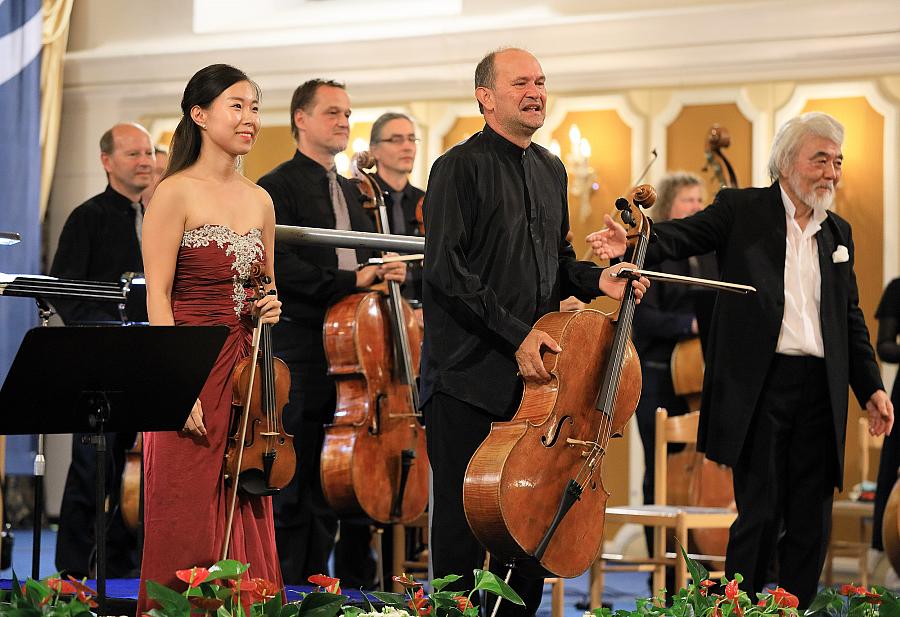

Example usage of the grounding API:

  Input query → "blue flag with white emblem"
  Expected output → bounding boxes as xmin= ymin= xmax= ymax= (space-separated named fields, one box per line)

xmin=0 ymin=0 xmax=42 ymax=386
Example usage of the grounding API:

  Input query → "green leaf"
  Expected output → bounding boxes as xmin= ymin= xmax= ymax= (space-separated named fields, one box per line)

xmin=805 ymin=588 xmax=837 ymax=615
xmin=146 ymin=579 xmax=191 ymax=616
xmin=369 ymin=591 xmax=407 ymax=608
xmin=358 ymin=590 xmax=375 ymax=613
xmin=262 ymin=593 xmax=284 ymax=617
xmin=10 ymin=571 xmax=24 ymax=602
xmin=676 ymin=539 xmax=709 ymax=586
xmin=880 ymin=591 xmax=900 ymax=617
xmin=22 ymin=579 xmax=50 ymax=608
xmin=277 ymin=602 xmax=300 ymax=617
xmin=472 ymin=570 xmax=525 ymax=606
xmin=295 ymin=592 xmax=348 ymax=617
xmin=208 ymin=559 xmax=250 ymax=581
xmin=431 ymin=574 xmax=462 ymax=593
xmin=340 ymin=607 xmax=364 ymax=617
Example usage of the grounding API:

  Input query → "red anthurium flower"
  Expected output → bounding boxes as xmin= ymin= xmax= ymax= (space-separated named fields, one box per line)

xmin=46 ymin=578 xmax=78 ymax=595
xmin=863 ymin=591 xmax=883 ymax=605
xmin=757 ymin=598 xmax=767 ymax=607
xmin=248 ymin=578 xmax=280 ymax=602
xmin=725 ymin=579 xmax=740 ymax=601
xmin=176 ymin=566 xmax=210 ymax=588
xmin=189 ymin=596 xmax=225 ymax=611
xmin=308 ymin=573 xmax=341 ymax=593
xmin=228 ymin=578 xmax=258 ymax=593
xmin=75 ymin=591 xmax=99 ymax=608
xmin=392 ymin=573 xmax=422 ymax=589
xmin=452 ymin=595 xmax=472 ymax=611
xmin=769 ymin=587 xmax=799 ymax=609
xmin=66 ymin=576 xmax=98 ymax=597
xmin=407 ymin=587 xmax=431 ymax=616
xmin=840 ymin=584 xmax=868 ymax=596
xmin=699 ymin=579 xmax=716 ymax=596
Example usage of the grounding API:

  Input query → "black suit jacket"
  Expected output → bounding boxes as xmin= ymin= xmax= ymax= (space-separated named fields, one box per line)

xmin=644 ymin=181 xmax=882 ymax=486
xmin=257 ymin=149 xmax=376 ymax=326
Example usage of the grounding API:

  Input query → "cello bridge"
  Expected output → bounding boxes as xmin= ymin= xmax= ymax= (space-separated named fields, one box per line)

xmin=566 ymin=438 xmax=604 ymax=458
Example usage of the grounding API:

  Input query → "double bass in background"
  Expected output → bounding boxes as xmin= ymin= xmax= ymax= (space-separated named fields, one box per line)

xmin=463 ymin=186 xmax=655 ymax=578
xmin=319 ymin=152 xmax=428 ymax=525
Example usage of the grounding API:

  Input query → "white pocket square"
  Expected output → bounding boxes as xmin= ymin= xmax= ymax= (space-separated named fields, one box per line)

xmin=832 ymin=245 xmax=849 ymax=263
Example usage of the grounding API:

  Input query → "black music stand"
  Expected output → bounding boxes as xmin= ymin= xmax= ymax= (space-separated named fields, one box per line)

xmin=0 ymin=325 xmax=228 ymax=615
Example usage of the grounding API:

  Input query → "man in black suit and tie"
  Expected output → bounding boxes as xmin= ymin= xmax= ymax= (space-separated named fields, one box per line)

xmin=588 ymin=111 xmax=894 ymax=607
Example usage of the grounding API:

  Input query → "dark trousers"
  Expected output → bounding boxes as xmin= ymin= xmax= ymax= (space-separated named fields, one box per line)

xmin=726 ymin=354 xmax=835 ymax=609
xmin=55 ymin=431 xmax=140 ymax=578
xmin=272 ymin=321 xmax=339 ymax=584
xmin=424 ymin=392 xmax=544 ymax=617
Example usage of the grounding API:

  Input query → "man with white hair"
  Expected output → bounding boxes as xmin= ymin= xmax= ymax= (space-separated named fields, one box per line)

xmin=588 ymin=111 xmax=893 ymax=606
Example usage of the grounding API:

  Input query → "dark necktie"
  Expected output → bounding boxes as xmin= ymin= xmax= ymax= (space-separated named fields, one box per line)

xmin=390 ymin=191 xmax=406 ymax=235
xmin=131 ymin=202 xmax=143 ymax=249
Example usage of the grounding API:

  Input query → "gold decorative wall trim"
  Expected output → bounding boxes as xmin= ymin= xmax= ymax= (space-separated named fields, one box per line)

xmin=541 ymin=94 xmax=647 ymax=191
xmin=650 ymin=87 xmax=768 ymax=187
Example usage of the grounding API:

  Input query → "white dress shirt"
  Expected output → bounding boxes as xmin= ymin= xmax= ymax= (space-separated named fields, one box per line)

xmin=775 ymin=186 xmax=828 ymax=357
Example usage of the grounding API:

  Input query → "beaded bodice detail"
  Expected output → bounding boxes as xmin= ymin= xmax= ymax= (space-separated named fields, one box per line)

xmin=180 ymin=224 xmax=264 ymax=317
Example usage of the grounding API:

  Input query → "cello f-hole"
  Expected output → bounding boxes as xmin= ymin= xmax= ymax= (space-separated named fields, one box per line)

xmin=541 ymin=415 xmax=573 ymax=447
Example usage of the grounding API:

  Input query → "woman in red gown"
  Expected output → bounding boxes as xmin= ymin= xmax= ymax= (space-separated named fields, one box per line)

xmin=137 ymin=64 xmax=283 ymax=613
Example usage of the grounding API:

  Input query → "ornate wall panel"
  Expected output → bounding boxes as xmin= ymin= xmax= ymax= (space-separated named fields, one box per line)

xmin=666 ymin=103 xmax=753 ymax=201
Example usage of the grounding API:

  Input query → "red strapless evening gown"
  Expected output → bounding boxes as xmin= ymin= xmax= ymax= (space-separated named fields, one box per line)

xmin=137 ymin=225 xmax=283 ymax=614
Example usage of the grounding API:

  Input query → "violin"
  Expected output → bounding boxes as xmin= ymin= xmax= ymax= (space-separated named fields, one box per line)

xmin=223 ymin=263 xmax=295 ymax=496
xmin=463 ymin=185 xmax=654 ymax=577
xmin=319 ymin=153 xmax=428 ymax=525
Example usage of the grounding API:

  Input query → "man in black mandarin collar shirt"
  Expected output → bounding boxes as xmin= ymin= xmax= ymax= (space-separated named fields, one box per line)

xmin=257 ymin=79 xmax=406 ymax=586
xmin=50 ymin=122 xmax=155 ymax=580
xmin=420 ymin=48 xmax=647 ymax=616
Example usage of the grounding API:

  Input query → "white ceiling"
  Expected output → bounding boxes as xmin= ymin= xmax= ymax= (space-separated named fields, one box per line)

xmin=63 ymin=0 xmax=900 ymax=104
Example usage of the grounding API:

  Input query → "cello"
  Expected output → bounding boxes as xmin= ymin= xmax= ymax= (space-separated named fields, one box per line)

xmin=319 ymin=153 xmax=428 ymax=525
xmin=463 ymin=185 xmax=654 ymax=578
xmin=220 ymin=263 xmax=295 ymax=558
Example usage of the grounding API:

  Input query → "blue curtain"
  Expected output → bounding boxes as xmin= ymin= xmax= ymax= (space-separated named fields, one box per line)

xmin=0 ymin=0 xmax=42 ymax=473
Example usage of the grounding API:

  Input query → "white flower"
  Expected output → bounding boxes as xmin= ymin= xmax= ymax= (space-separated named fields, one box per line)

xmin=832 ymin=245 xmax=849 ymax=263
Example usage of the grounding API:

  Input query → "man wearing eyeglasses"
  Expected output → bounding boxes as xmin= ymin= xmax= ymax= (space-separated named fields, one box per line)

xmin=370 ymin=112 xmax=425 ymax=302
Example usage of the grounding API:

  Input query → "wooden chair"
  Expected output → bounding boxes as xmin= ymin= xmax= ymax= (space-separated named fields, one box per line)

xmin=824 ymin=417 xmax=884 ymax=587
xmin=589 ymin=408 xmax=737 ymax=607
xmin=391 ymin=513 xmax=430 ymax=591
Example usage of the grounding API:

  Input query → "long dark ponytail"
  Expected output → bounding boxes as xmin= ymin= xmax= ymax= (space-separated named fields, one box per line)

xmin=163 ymin=64 xmax=258 ymax=180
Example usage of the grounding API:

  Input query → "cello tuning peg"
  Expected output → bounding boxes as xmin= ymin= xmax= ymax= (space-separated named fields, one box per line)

xmin=649 ymin=230 xmax=658 ymax=243
xmin=614 ymin=197 xmax=629 ymax=211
